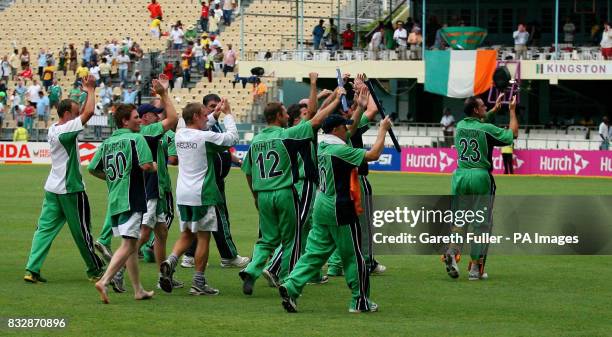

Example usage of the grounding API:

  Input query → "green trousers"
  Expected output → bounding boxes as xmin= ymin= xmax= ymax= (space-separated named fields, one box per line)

xmin=328 ymin=175 xmax=376 ymax=274
xmin=265 ymin=179 xmax=319 ymax=282
xmin=26 ymin=191 xmax=105 ymax=278
xmin=450 ymin=168 xmax=495 ymax=261
xmin=283 ymin=220 xmax=373 ymax=312
xmin=244 ymin=187 xmax=299 ymax=282
xmin=97 ymin=213 xmax=113 ymax=247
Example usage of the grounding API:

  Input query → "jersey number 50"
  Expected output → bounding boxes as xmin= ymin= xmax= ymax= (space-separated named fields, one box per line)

xmin=105 ymin=152 xmax=127 ymax=182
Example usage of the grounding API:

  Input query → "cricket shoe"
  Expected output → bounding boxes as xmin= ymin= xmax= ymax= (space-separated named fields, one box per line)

xmin=220 ymin=255 xmax=251 ymax=268
xmin=306 ymin=275 xmax=329 ymax=285
xmin=110 ymin=268 xmax=126 ymax=293
xmin=24 ymin=271 xmax=47 ymax=283
xmin=371 ymin=263 xmax=387 ymax=275
xmin=159 ymin=260 xmax=176 ymax=293
xmin=468 ymin=263 xmax=489 ymax=281
xmin=443 ymin=254 xmax=460 ymax=279
xmin=88 ymin=269 xmax=105 ymax=282
xmin=349 ymin=302 xmax=379 ymax=313
xmin=189 ymin=282 xmax=220 ymax=296
xmin=181 ymin=256 xmax=195 ymax=268
xmin=157 ymin=278 xmax=184 ymax=290
xmin=262 ymin=269 xmax=280 ymax=288
xmin=278 ymin=285 xmax=297 ymax=313
xmin=94 ymin=241 xmax=113 ymax=262
xmin=239 ymin=270 xmax=255 ymax=295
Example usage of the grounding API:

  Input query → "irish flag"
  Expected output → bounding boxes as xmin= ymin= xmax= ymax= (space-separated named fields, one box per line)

xmin=424 ymin=50 xmax=497 ymax=98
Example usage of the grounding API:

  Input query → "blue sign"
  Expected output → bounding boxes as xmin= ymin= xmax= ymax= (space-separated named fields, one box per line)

xmin=367 ymin=147 xmax=401 ymax=171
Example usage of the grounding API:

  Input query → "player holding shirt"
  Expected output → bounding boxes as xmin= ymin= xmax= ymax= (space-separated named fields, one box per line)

xmin=24 ymin=75 xmax=104 ymax=283
xmin=159 ymin=99 xmax=238 ymax=295
xmin=88 ymin=100 xmax=159 ymax=304
xmin=279 ymin=114 xmax=392 ymax=313
xmin=239 ymin=91 xmax=341 ymax=295
xmin=443 ymin=95 xmax=518 ymax=281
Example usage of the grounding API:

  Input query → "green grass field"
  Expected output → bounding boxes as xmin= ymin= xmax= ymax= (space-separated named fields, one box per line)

xmin=1 ymin=166 xmax=611 ymax=336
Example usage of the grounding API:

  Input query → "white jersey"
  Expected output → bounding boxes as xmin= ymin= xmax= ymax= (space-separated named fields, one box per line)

xmin=44 ymin=117 xmax=85 ymax=194
xmin=175 ymin=115 xmax=238 ymax=206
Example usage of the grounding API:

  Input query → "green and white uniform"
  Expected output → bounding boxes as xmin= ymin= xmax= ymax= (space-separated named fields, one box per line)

xmin=283 ymin=134 xmax=374 ymax=312
xmin=26 ymin=117 xmax=105 ymax=279
xmin=88 ymin=128 xmax=153 ymax=239
xmin=175 ymin=115 xmax=238 ymax=232
xmin=449 ymin=117 xmax=514 ymax=260
xmin=241 ymin=121 xmax=315 ymax=282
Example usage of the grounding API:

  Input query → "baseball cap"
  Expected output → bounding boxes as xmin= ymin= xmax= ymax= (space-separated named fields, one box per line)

xmin=137 ymin=104 xmax=164 ymax=117
xmin=322 ymin=114 xmax=353 ymax=133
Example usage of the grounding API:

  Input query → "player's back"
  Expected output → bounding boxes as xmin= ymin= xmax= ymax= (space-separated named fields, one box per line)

xmin=44 ymin=117 xmax=85 ymax=194
xmin=245 ymin=122 xmax=314 ymax=192
xmin=454 ymin=117 xmax=513 ymax=171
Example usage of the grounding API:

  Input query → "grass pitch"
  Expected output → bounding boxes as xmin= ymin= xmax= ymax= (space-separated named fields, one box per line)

xmin=0 ymin=165 xmax=611 ymax=336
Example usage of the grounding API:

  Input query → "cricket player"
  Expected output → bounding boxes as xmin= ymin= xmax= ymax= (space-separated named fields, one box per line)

xmin=24 ymin=75 xmax=105 ymax=283
xmin=279 ymin=114 xmax=392 ymax=313
xmin=262 ymin=72 xmax=325 ymax=287
xmin=180 ymin=93 xmax=250 ymax=269
xmin=443 ymin=95 xmax=518 ymax=281
xmin=88 ymin=99 xmax=159 ymax=303
xmin=323 ymin=74 xmax=385 ymax=277
xmin=239 ymin=90 xmax=342 ymax=295
xmin=159 ymin=99 xmax=238 ymax=295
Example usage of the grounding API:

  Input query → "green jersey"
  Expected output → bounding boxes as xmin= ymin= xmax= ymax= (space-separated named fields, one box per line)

xmin=68 ymin=88 xmax=81 ymax=102
xmin=49 ymin=85 xmax=62 ymax=102
xmin=88 ymin=128 xmax=153 ymax=216
xmin=313 ymin=135 xmax=366 ymax=226
xmin=242 ymin=121 xmax=315 ymax=192
xmin=454 ymin=117 xmax=514 ymax=171
xmin=140 ymin=122 xmax=166 ymax=200
xmin=159 ymin=130 xmax=175 ymax=193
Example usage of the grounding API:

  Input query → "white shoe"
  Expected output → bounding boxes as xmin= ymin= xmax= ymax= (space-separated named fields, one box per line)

xmin=468 ymin=263 xmax=488 ymax=281
xmin=349 ymin=302 xmax=378 ymax=313
xmin=220 ymin=255 xmax=251 ymax=268
xmin=181 ymin=256 xmax=194 ymax=268
xmin=262 ymin=269 xmax=280 ymax=288
xmin=190 ymin=283 xmax=219 ymax=296
xmin=371 ymin=263 xmax=386 ymax=275
xmin=443 ymin=254 xmax=460 ymax=279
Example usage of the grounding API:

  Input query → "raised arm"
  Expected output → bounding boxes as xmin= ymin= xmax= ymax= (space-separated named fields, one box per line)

xmin=305 ymin=72 xmax=318 ymax=120
xmin=348 ymin=86 xmax=369 ymax=136
xmin=318 ymin=89 xmax=337 ymax=110
xmin=153 ymin=77 xmax=178 ymax=132
xmin=508 ymin=95 xmax=519 ymax=138
xmin=207 ymin=99 xmax=239 ymax=146
xmin=365 ymin=117 xmax=391 ymax=161
xmin=79 ymin=75 xmax=97 ymax=125
xmin=310 ymin=87 xmax=344 ymax=129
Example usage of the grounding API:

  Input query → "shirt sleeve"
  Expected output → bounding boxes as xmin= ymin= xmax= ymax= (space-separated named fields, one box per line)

xmin=134 ymin=134 xmax=153 ymax=165
xmin=203 ymin=115 xmax=239 ymax=151
xmin=167 ymin=132 xmax=177 ymax=156
xmin=87 ymin=143 xmax=104 ymax=172
xmin=141 ymin=121 xmax=165 ymax=137
xmin=285 ymin=120 xmax=314 ymax=140
xmin=241 ymin=147 xmax=252 ymax=176
xmin=482 ymin=123 xmax=514 ymax=146
xmin=334 ymin=145 xmax=367 ymax=167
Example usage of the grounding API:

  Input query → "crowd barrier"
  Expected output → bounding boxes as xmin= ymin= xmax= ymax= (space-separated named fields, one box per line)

xmin=2 ymin=142 xmax=611 ymax=177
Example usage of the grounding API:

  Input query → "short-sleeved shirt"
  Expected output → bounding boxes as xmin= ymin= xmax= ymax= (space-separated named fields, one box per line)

xmin=42 ymin=66 xmax=55 ymax=81
xmin=140 ymin=122 xmax=166 ymax=200
xmin=176 ymin=116 xmax=238 ymax=206
xmin=44 ymin=117 xmax=86 ymax=194
xmin=242 ymin=121 xmax=315 ymax=192
xmin=313 ymin=135 xmax=366 ymax=226
xmin=454 ymin=117 xmax=514 ymax=171
xmin=150 ymin=19 xmax=161 ymax=30
xmin=49 ymin=85 xmax=62 ymax=102
xmin=36 ymin=96 xmax=49 ymax=116
xmin=88 ymin=128 xmax=153 ymax=215
xmin=158 ymin=130 xmax=175 ymax=193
